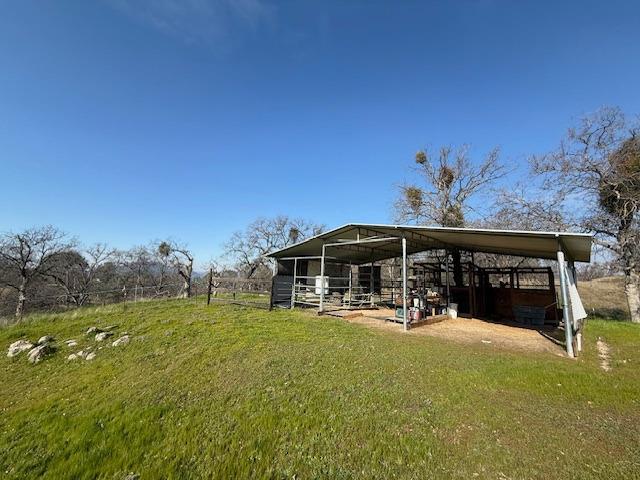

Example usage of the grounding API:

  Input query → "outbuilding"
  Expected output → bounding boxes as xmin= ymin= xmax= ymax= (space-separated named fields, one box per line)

xmin=267 ymin=223 xmax=592 ymax=357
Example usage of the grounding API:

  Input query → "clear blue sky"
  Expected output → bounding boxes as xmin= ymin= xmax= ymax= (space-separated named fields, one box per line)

xmin=1 ymin=0 xmax=639 ymax=265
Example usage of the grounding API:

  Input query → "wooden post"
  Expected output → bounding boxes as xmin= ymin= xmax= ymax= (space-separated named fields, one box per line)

xmin=207 ymin=268 xmax=213 ymax=305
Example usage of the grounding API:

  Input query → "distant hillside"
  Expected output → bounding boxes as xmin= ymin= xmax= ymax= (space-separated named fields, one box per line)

xmin=578 ymin=276 xmax=629 ymax=320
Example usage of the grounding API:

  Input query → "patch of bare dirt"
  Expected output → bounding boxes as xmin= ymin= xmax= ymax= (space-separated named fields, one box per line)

xmin=596 ymin=337 xmax=612 ymax=372
xmin=346 ymin=313 xmax=566 ymax=356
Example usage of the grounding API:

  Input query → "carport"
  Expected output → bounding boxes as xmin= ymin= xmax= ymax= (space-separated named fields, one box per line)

xmin=267 ymin=223 xmax=592 ymax=357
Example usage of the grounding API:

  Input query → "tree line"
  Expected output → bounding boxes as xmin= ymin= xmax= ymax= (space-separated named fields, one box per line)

xmin=0 ymin=231 xmax=196 ymax=319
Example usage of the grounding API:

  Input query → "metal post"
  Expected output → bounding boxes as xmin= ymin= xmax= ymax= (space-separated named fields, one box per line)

xmin=370 ymin=260 xmax=375 ymax=307
xmin=557 ymin=247 xmax=575 ymax=357
xmin=402 ymin=237 xmax=408 ymax=331
xmin=348 ymin=262 xmax=352 ymax=307
xmin=445 ymin=250 xmax=451 ymax=311
xmin=319 ymin=244 xmax=326 ymax=313
xmin=291 ymin=258 xmax=297 ymax=309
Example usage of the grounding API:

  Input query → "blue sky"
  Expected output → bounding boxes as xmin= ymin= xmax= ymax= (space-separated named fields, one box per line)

xmin=1 ymin=0 xmax=639 ymax=265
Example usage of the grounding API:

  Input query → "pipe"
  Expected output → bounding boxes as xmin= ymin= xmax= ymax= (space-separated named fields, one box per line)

xmin=557 ymin=248 xmax=575 ymax=357
xmin=319 ymin=244 xmax=326 ymax=313
xmin=402 ymin=237 xmax=408 ymax=331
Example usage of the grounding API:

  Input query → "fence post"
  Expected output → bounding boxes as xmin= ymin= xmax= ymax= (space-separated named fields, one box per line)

xmin=269 ymin=276 xmax=275 ymax=311
xmin=207 ymin=268 xmax=213 ymax=305
xmin=122 ymin=285 xmax=128 ymax=312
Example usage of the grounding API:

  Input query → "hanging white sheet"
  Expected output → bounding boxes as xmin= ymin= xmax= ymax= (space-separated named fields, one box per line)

xmin=566 ymin=267 xmax=587 ymax=326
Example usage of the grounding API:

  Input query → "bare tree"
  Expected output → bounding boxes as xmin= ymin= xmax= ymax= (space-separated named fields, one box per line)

xmin=499 ymin=107 xmax=640 ymax=322
xmin=158 ymin=241 xmax=194 ymax=298
xmin=0 ymin=226 xmax=74 ymax=318
xmin=224 ymin=216 xmax=324 ymax=278
xmin=45 ymin=243 xmax=115 ymax=306
xmin=396 ymin=145 xmax=507 ymax=285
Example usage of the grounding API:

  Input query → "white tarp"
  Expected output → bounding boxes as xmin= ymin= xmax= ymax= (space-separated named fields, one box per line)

xmin=566 ymin=267 xmax=587 ymax=327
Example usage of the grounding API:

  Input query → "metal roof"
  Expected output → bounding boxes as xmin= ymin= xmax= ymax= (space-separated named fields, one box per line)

xmin=266 ymin=223 xmax=593 ymax=264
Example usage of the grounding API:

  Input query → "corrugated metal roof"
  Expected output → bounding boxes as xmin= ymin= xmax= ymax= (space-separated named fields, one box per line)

xmin=266 ymin=223 xmax=593 ymax=264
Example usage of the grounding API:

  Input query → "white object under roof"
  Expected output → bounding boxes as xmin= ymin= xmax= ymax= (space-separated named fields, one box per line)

xmin=267 ymin=223 xmax=593 ymax=264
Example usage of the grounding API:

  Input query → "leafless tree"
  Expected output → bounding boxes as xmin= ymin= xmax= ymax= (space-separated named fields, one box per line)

xmin=0 ymin=226 xmax=74 ymax=318
xmin=499 ymin=107 xmax=640 ymax=321
xmin=396 ymin=145 xmax=507 ymax=227
xmin=158 ymin=240 xmax=194 ymax=298
xmin=395 ymin=145 xmax=508 ymax=285
xmin=224 ymin=216 xmax=324 ymax=278
xmin=45 ymin=243 xmax=116 ymax=306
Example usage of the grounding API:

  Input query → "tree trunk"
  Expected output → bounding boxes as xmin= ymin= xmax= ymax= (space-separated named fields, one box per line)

xmin=179 ymin=259 xmax=193 ymax=298
xmin=451 ymin=248 xmax=464 ymax=287
xmin=15 ymin=278 xmax=27 ymax=319
xmin=624 ymin=269 xmax=640 ymax=323
xmin=620 ymin=222 xmax=640 ymax=323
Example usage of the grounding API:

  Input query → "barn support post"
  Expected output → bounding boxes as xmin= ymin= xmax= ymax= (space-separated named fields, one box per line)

xmin=370 ymin=259 xmax=375 ymax=307
xmin=557 ymin=247 xmax=575 ymax=357
xmin=290 ymin=257 xmax=298 ymax=309
xmin=445 ymin=250 xmax=451 ymax=312
xmin=402 ymin=236 xmax=408 ymax=331
xmin=348 ymin=262 xmax=352 ymax=307
xmin=319 ymin=244 xmax=326 ymax=314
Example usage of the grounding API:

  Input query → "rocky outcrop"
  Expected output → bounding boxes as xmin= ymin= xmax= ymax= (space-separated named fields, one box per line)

xmin=111 ymin=335 xmax=130 ymax=347
xmin=95 ymin=331 xmax=114 ymax=342
xmin=7 ymin=340 xmax=34 ymax=358
xmin=27 ymin=343 xmax=56 ymax=364
xmin=37 ymin=335 xmax=55 ymax=345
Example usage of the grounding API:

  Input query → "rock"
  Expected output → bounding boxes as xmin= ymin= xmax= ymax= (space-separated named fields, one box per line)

xmin=28 ymin=344 xmax=56 ymax=364
xmin=7 ymin=340 xmax=34 ymax=358
xmin=64 ymin=339 xmax=78 ymax=347
xmin=103 ymin=325 xmax=118 ymax=331
xmin=67 ymin=353 xmax=78 ymax=361
xmin=112 ymin=335 xmax=130 ymax=347
xmin=86 ymin=326 xmax=102 ymax=336
xmin=95 ymin=331 xmax=114 ymax=342
xmin=124 ymin=473 xmax=140 ymax=480
xmin=85 ymin=352 xmax=96 ymax=361
xmin=37 ymin=335 xmax=55 ymax=345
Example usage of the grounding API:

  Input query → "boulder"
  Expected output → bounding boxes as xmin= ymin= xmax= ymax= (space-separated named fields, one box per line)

xmin=95 ymin=331 xmax=114 ymax=342
xmin=28 ymin=344 xmax=56 ymax=364
xmin=64 ymin=339 xmax=78 ymax=348
xmin=37 ymin=335 xmax=55 ymax=345
xmin=85 ymin=352 xmax=96 ymax=361
xmin=111 ymin=335 xmax=130 ymax=347
xmin=67 ymin=353 xmax=79 ymax=361
xmin=7 ymin=340 xmax=34 ymax=358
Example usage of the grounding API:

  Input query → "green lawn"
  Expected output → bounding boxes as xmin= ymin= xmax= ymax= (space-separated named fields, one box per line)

xmin=1 ymin=300 xmax=639 ymax=479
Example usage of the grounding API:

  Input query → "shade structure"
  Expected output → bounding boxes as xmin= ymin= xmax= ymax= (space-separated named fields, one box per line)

xmin=266 ymin=223 xmax=593 ymax=263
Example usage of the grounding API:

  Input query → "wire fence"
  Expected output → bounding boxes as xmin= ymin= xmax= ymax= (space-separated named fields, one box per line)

xmin=0 ymin=275 xmax=274 ymax=325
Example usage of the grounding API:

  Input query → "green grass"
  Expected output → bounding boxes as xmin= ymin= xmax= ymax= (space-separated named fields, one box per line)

xmin=1 ymin=300 xmax=639 ymax=479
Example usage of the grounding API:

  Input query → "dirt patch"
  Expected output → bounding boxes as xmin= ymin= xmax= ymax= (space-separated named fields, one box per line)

xmin=345 ymin=313 xmax=566 ymax=356
xmin=596 ymin=337 xmax=612 ymax=371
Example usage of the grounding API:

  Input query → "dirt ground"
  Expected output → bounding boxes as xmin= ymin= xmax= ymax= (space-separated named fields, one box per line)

xmin=333 ymin=309 xmax=567 ymax=356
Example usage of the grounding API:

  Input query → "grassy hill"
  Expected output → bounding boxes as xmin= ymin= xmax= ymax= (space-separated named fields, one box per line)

xmin=1 ymin=300 xmax=639 ymax=479
xmin=578 ymin=275 xmax=630 ymax=320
